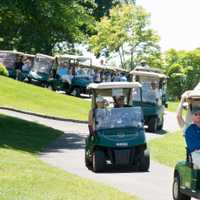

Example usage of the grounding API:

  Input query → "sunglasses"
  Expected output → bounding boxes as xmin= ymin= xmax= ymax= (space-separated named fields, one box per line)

xmin=194 ymin=113 xmax=200 ymax=116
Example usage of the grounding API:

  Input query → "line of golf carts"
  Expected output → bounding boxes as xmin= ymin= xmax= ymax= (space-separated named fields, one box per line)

xmin=0 ymin=50 xmax=169 ymax=134
xmin=0 ymin=50 xmax=129 ymax=97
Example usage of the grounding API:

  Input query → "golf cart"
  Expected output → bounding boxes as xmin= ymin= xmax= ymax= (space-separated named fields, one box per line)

xmin=130 ymin=67 xmax=168 ymax=132
xmin=28 ymin=53 xmax=55 ymax=86
xmin=47 ymin=54 xmax=92 ymax=96
xmin=85 ymin=82 xmax=150 ymax=172
xmin=18 ymin=53 xmax=35 ymax=81
xmin=173 ymin=90 xmax=200 ymax=200
xmin=0 ymin=50 xmax=24 ymax=78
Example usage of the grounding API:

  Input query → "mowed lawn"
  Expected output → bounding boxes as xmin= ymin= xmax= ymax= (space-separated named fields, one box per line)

xmin=0 ymin=76 xmax=90 ymax=121
xmin=149 ymin=131 xmax=186 ymax=167
xmin=167 ymin=101 xmax=179 ymax=113
xmin=0 ymin=114 xmax=137 ymax=200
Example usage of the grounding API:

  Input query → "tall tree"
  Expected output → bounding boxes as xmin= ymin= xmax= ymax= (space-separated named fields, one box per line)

xmin=0 ymin=0 xmax=96 ymax=54
xmin=89 ymin=4 xmax=160 ymax=69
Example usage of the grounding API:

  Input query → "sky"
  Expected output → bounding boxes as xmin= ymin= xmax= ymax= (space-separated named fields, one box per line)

xmin=137 ymin=0 xmax=200 ymax=51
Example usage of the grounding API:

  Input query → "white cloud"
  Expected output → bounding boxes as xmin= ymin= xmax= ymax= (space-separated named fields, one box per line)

xmin=137 ymin=0 xmax=200 ymax=51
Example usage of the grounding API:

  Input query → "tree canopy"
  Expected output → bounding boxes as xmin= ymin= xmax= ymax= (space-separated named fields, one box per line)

xmin=94 ymin=0 xmax=135 ymax=20
xmin=89 ymin=4 xmax=161 ymax=69
xmin=164 ymin=48 xmax=200 ymax=99
xmin=0 ymin=0 xmax=96 ymax=54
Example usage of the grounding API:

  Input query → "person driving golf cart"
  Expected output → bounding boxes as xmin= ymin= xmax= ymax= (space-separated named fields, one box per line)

xmin=113 ymin=95 xmax=125 ymax=108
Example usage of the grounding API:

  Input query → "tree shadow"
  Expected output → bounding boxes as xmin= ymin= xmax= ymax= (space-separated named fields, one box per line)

xmin=43 ymin=132 xmax=86 ymax=153
xmin=0 ymin=114 xmax=62 ymax=154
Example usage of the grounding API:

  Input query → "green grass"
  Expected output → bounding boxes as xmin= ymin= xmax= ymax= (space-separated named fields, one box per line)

xmin=0 ymin=76 xmax=90 ymax=121
xmin=0 ymin=114 xmax=137 ymax=200
xmin=149 ymin=131 xmax=186 ymax=167
xmin=167 ymin=101 xmax=179 ymax=112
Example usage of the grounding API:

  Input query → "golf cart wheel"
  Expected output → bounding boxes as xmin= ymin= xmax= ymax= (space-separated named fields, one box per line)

xmin=92 ymin=150 xmax=105 ymax=172
xmin=71 ymin=87 xmax=81 ymax=97
xmin=85 ymin=150 xmax=92 ymax=169
xmin=138 ymin=149 xmax=150 ymax=172
xmin=172 ymin=174 xmax=191 ymax=200
xmin=148 ymin=117 xmax=158 ymax=132
xmin=47 ymin=83 xmax=55 ymax=91
xmin=27 ymin=77 xmax=32 ymax=83
xmin=157 ymin=115 xmax=164 ymax=131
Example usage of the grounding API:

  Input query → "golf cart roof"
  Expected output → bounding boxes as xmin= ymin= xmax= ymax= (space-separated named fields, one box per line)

xmin=114 ymin=67 xmax=128 ymax=73
xmin=187 ymin=90 xmax=200 ymax=99
xmin=194 ymin=82 xmax=200 ymax=90
xmin=56 ymin=54 xmax=90 ymax=62
xmin=134 ymin=66 xmax=163 ymax=73
xmin=36 ymin=53 xmax=55 ymax=60
xmin=0 ymin=50 xmax=24 ymax=55
xmin=88 ymin=82 xmax=141 ymax=90
xmin=130 ymin=67 xmax=167 ymax=79
xmin=23 ymin=53 xmax=35 ymax=58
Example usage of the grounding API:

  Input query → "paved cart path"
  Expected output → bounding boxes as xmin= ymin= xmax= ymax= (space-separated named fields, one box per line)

xmin=1 ymin=109 xmax=195 ymax=200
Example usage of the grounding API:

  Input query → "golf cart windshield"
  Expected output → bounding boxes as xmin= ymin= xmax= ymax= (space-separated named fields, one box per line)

xmin=0 ymin=51 xmax=18 ymax=69
xmin=76 ymin=67 xmax=89 ymax=78
xmin=33 ymin=57 xmax=53 ymax=74
xmin=95 ymin=107 xmax=143 ymax=130
xmin=133 ymin=81 xmax=161 ymax=104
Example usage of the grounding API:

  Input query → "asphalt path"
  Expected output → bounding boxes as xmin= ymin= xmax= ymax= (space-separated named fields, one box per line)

xmin=0 ymin=109 xmax=194 ymax=200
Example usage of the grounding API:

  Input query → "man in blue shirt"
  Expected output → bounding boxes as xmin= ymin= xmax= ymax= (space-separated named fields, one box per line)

xmin=185 ymin=107 xmax=200 ymax=169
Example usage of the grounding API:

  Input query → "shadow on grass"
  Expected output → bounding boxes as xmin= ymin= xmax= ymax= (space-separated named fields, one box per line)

xmin=145 ymin=128 xmax=167 ymax=135
xmin=0 ymin=114 xmax=62 ymax=154
xmin=43 ymin=133 xmax=86 ymax=152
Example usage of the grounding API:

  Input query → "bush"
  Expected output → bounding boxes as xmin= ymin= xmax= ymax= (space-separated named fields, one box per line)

xmin=0 ymin=63 xmax=9 ymax=76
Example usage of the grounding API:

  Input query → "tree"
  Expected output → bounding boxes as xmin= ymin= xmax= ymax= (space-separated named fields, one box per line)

xmin=0 ymin=0 xmax=96 ymax=54
xmin=164 ymin=48 xmax=200 ymax=100
xmin=94 ymin=0 xmax=135 ymax=20
xmin=89 ymin=4 xmax=160 ymax=69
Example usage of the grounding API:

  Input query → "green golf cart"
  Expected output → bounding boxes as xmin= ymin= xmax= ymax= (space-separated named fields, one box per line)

xmin=130 ymin=67 xmax=168 ymax=132
xmin=18 ymin=53 xmax=35 ymax=81
xmin=28 ymin=53 xmax=55 ymax=86
xmin=173 ymin=90 xmax=200 ymax=200
xmin=47 ymin=54 xmax=92 ymax=96
xmin=85 ymin=82 xmax=150 ymax=172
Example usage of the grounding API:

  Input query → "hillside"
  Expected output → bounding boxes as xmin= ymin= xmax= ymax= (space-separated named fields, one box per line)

xmin=0 ymin=76 xmax=90 ymax=121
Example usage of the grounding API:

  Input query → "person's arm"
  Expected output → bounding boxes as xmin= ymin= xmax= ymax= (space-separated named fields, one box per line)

xmin=176 ymin=91 xmax=191 ymax=128
xmin=88 ymin=110 xmax=94 ymax=135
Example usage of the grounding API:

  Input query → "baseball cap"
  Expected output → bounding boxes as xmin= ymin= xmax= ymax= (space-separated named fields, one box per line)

xmin=191 ymin=107 xmax=200 ymax=115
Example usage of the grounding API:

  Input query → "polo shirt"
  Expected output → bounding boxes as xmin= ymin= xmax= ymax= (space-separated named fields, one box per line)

xmin=185 ymin=123 xmax=200 ymax=153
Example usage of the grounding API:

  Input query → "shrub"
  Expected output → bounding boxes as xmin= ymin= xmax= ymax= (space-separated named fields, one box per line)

xmin=0 ymin=63 xmax=9 ymax=76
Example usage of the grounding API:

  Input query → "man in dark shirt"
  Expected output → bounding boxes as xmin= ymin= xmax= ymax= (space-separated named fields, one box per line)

xmin=185 ymin=107 xmax=200 ymax=169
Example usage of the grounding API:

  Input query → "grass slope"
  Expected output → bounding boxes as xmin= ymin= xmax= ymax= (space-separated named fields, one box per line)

xmin=149 ymin=131 xmax=186 ymax=167
xmin=0 ymin=76 xmax=90 ymax=120
xmin=0 ymin=114 xmax=137 ymax=200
